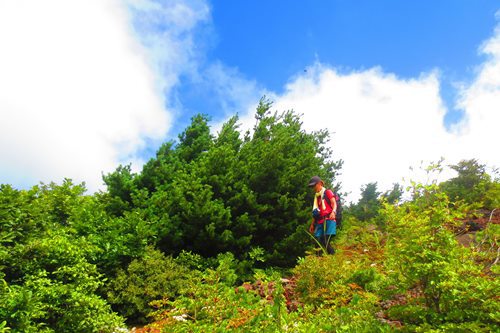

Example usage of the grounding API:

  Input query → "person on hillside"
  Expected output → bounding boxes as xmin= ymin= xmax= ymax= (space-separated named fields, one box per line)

xmin=308 ymin=176 xmax=337 ymax=255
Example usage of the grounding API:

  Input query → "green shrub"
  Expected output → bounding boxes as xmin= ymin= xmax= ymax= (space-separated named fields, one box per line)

xmin=106 ymin=246 xmax=191 ymax=323
xmin=383 ymin=176 xmax=499 ymax=329
xmin=1 ymin=231 xmax=123 ymax=332
xmin=1 ymin=269 xmax=123 ymax=333
xmin=348 ymin=268 xmax=379 ymax=291
xmin=387 ymin=304 xmax=431 ymax=325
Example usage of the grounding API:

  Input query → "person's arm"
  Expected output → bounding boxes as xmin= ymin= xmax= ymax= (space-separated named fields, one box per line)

xmin=328 ymin=192 xmax=337 ymax=220
xmin=309 ymin=218 xmax=315 ymax=233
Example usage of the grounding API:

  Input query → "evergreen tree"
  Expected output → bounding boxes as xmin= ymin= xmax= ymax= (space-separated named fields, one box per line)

xmin=101 ymin=97 xmax=342 ymax=266
xmin=440 ymin=159 xmax=494 ymax=207
xmin=350 ymin=182 xmax=381 ymax=221
xmin=382 ymin=183 xmax=404 ymax=204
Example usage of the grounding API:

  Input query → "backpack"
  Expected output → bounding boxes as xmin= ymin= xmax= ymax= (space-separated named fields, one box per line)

xmin=323 ymin=190 xmax=343 ymax=229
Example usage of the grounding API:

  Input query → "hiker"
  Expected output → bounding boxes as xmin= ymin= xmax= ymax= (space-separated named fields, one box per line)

xmin=308 ymin=176 xmax=337 ymax=255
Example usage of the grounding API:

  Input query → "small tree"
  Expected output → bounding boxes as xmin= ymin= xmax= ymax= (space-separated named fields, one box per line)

xmin=382 ymin=183 xmax=404 ymax=204
xmin=383 ymin=170 xmax=498 ymax=327
xmin=350 ymin=182 xmax=381 ymax=222
xmin=440 ymin=159 xmax=493 ymax=207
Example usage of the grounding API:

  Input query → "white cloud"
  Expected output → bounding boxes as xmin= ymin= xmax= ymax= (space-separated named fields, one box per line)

xmin=0 ymin=0 xmax=208 ymax=191
xmin=452 ymin=22 xmax=500 ymax=166
xmin=206 ymin=63 xmax=263 ymax=116
xmin=125 ymin=0 xmax=211 ymax=93
xmin=207 ymin=62 xmax=271 ymax=135
xmin=265 ymin=21 xmax=500 ymax=202
xmin=270 ymin=65 xmax=456 ymax=202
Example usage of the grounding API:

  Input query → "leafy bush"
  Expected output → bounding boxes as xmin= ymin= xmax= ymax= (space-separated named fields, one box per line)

xmin=69 ymin=195 xmax=158 ymax=276
xmin=147 ymin=252 xmax=265 ymax=331
xmin=382 ymin=176 xmax=499 ymax=329
xmin=1 ymin=259 xmax=123 ymax=333
xmin=348 ymin=268 xmax=380 ymax=291
xmin=0 ymin=224 xmax=123 ymax=332
xmin=106 ymin=247 xmax=191 ymax=323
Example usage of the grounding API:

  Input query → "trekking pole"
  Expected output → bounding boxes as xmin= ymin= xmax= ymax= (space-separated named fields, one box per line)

xmin=305 ymin=224 xmax=327 ymax=256
xmin=323 ymin=220 xmax=327 ymax=253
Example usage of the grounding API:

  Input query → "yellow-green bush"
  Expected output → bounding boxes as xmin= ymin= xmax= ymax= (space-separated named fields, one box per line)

xmin=106 ymin=246 xmax=191 ymax=324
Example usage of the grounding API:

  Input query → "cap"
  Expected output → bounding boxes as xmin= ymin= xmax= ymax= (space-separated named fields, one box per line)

xmin=308 ymin=176 xmax=323 ymax=187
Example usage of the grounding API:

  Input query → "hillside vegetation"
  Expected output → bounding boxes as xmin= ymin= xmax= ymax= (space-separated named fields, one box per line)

xmin=0 ymin=99 xmax=498 ymax=332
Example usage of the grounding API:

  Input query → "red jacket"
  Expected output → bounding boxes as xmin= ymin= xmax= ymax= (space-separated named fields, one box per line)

xmin=316 ymin=189 xmax=335 ymax=218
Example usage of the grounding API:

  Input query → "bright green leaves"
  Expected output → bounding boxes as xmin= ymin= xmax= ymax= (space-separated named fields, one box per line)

xmin=383 ymin=176 xmax=499 ymax=327
xmin=102 ymin=164 xmax=138 ymax=216
xmin=1 ymin=232 xmax=124 ymax=332
xmin=106 ymin=246 xmax=190 ymax=323
xmin=0 ymin=181 xmax=125 ymax=332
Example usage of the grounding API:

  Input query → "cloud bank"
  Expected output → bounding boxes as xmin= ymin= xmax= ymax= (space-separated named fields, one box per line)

xmin=0 ymin=1 xmax=498 ymax=203
xmin=268 ymin=21 xmax=500 ymax=202
xmin=452 ymin=20 xmax=500 ymax=164
xmin=0 ymin=0 xmax=208 ymax=191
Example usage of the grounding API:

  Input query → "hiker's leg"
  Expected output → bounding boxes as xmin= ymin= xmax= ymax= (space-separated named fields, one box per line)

xmin=325 ymin=220 xmax=337 ymax=254
xmin=314 ymin=224 xmax=324 ymax=256
xmin=319 ymin=236 xmax=327 ymax=249
xmin=325 ymin=235 xmax=335 ymax=254
xmin=315 ymin=237 xmax=324 ymax=256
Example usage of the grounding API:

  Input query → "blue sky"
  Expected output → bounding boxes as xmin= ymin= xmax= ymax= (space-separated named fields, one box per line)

xmin=0 ymin=0 xmax=499 ymax=201
xmin=211 ymin=1 xmax=493 ymax=84
xmin=171 ymin=0 xmax=499 ymax=127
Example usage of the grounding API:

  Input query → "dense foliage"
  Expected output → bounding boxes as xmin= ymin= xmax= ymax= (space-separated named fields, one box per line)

xmin=140 ymin=174 xmax=499 ymax=332
xmin=0 ymin=100 xmax=498 ymax=332
xmin=440 ymin=159 xmax=500 ymax=210
xmin=101 ymin=98 xmax=340 ymax=266
xmin=0 ymin=181 xmax=123 ymax=332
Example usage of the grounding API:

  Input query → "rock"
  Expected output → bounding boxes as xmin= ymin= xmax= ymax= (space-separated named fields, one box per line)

xmin=457 ymin=232 xmax=476 ymax=247
xmin=173 ymin=314 xmax=188 ymax=322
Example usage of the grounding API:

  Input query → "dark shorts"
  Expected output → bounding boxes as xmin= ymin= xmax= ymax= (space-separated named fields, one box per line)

xmin=314 ymin=219 xmax=336 ymax=238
